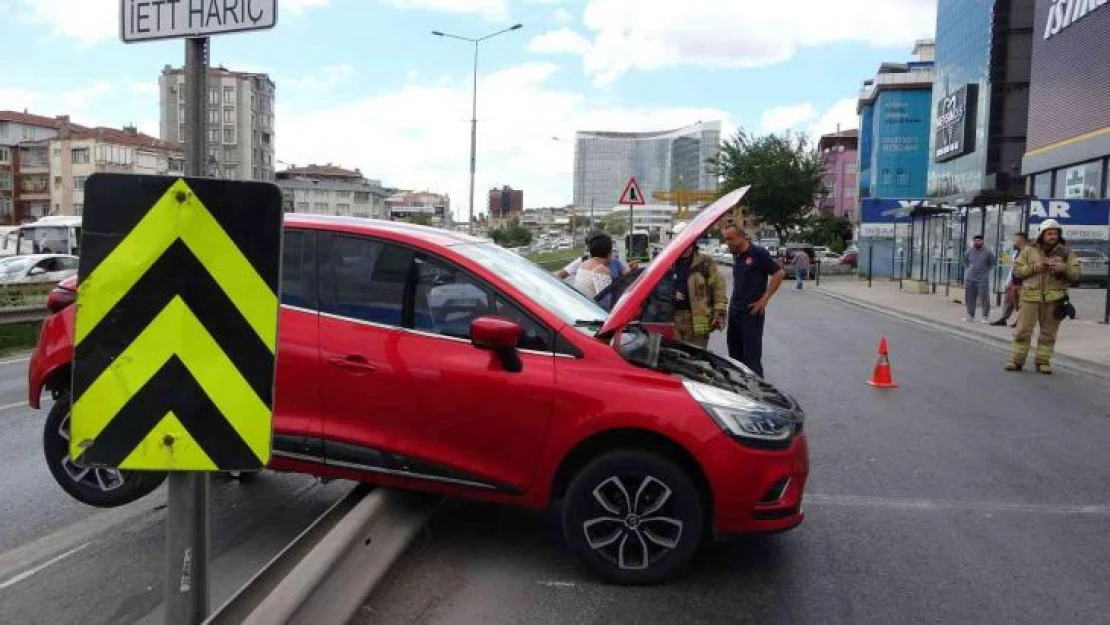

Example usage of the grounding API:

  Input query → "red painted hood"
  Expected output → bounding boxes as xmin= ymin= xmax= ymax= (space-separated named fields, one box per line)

xmin=599 ymin=186 xmax=749 ymax=338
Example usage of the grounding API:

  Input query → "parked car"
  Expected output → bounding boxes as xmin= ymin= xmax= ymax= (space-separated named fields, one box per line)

xmin=816 ymin=251 xmax=841 ymax=265
xmin=29 ymin=188 xmax=808 ymax=585
xmin=0 ymin=254 xmax=79 ymax=284
xmin=1073 ymin=249 xmax=1109 ymax=286
xmin=840 ymin=249 xmax=859 ymax=269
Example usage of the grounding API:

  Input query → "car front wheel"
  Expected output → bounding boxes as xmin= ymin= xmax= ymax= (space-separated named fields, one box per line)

xmin=43 ymin=393 xmax=168 ymax=507
xmin=562 ymin=450 xmax=704 ymax=585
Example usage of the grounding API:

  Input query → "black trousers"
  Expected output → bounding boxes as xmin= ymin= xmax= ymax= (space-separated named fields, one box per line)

xmin=727 ymin=310 xmax=766 ymax=378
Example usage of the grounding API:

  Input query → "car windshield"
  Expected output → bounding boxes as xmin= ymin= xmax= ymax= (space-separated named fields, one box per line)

xmin=0 ymin=258 xmax=35 ymax=277
xmin=451 ymin=242 xmax=608 ymax=330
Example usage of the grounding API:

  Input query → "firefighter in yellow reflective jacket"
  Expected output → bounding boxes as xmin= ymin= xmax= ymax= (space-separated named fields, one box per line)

xmin=1006 ymin=219 xmax=1080 ymax=374
xmin=670 ymin=222 xmax=727 ymax=348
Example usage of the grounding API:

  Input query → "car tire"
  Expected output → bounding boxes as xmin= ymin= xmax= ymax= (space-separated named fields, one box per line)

xmin=43 ymin=393 xmax=167 ymax=508
xmin=562 ymin=450 xmax=704 ymax=585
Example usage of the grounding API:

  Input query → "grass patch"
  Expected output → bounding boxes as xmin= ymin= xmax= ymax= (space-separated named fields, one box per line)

xmin=527 ymin=249 xmax=581 ymax=272
xmin=0 ymin=320 xmax=41 ymax=356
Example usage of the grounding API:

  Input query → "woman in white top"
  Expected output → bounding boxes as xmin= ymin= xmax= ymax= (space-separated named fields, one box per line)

xmin=572 ymin=233 xmax=615 ymax=298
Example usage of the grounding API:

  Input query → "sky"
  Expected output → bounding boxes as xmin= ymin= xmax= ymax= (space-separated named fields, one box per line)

xmin=0 ymin=0 xmax=938 ymax=219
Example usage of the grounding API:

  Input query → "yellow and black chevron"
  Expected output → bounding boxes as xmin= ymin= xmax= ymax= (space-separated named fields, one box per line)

xmin=70 ymin=174 xmax=283 ymax=472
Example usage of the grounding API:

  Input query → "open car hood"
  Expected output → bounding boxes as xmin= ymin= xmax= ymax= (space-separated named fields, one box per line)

xmin=598 ymin=186 xmax=749 ymax=338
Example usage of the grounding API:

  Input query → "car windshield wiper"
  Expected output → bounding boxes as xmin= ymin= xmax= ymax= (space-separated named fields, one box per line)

xmin=573 ymin=319 xmax=605 ymax=328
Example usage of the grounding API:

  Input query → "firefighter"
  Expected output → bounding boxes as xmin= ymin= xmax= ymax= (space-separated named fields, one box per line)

xmin=670 ymin=222 xmax=726 ymax=348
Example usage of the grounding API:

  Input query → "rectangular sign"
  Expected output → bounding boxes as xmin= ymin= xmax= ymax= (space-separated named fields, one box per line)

xmin=934 ymin=85 xmax=977 ymax=163
xmin=121 ymin=0 xmax=277 ymax=43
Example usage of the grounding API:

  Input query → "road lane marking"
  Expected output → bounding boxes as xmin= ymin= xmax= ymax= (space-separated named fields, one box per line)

xmin=807 ymin=493 xmax=1110 ymax=516
xmin=537 ymin=580 xmax=577 ymax=588
xmin=0 ymin=355 xmax=30 ymax=366
xmin=0 ymin=542 xmax=92 ymax=591
xmin=0 ymin=401 xmax=28 ymax=412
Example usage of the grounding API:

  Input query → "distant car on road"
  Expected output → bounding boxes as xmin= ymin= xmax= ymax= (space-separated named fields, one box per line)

xmin=0 ymin=254 xmax=79 ymax=284
xmin=1073 ymin=249 xmax=1108 ymax=286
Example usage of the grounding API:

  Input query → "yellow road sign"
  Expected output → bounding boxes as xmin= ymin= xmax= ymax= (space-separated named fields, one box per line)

xmin=71 ymin=174 xmax=283 ymax=471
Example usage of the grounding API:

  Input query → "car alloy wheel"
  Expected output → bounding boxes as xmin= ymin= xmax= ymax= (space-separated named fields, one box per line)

xmin=43 ymin=393 xmax=167 ymax=508
xmin=563 ymin=450 xmax=703 ymax=585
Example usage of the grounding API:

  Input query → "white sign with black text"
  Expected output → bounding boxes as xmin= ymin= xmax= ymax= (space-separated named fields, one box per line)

xmin=120 ymin=0 xmax=277 ymax=43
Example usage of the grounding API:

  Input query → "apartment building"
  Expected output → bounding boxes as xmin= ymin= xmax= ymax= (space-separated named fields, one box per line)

xmin=276 ymin=164 xmax=390 ymax=219
xmin=386 ymin=191 xmax=451 ymax=226
xmin=159 ymin=65 xmax=276 ymax=181
xmin=0 ymin=111 xmax=66 ymax=224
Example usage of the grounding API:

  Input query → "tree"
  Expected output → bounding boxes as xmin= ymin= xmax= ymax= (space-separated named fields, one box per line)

xmin=600 ymin=211 xmax=628 ymax=237
xmin=797 ymin=214 xmax=853 ymax=253
xmin=489 ymin=218 xmax=533 ymax=248
xmin=709 ymin=129 xmax=827 ymax=242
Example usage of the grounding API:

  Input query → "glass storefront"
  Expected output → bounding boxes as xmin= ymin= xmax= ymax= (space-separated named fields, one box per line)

xmin=1056 ymin=160 xmax=1104 ymax=199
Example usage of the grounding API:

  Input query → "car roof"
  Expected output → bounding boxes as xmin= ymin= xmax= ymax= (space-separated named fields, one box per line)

xmin=282 ymin=214 xmax=482 ymax=248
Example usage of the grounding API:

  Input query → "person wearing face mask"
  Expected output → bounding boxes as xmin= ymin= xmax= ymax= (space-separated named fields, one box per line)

xmin=1005 ymin=220 xmax=1080 ymax=374
xmin=963 ymin=234 xmax=996 ymax=323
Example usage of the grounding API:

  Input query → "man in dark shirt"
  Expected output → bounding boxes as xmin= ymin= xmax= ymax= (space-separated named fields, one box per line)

xmin=722 ymin=224 xmax=785 ymax=377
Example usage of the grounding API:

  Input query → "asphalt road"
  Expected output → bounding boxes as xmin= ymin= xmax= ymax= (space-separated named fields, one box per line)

xmin=0 ymin=354 xmax=352 ymax=624
xmin=357 ymin=283 xmax=1110 ymax=624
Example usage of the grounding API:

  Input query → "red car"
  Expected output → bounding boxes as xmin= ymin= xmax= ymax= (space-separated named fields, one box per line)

xmin=29 ymin=188 xmax=808 ymax=584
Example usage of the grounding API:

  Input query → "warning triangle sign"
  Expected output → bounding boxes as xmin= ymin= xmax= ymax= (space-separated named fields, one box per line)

xmin=619 ymin=177 xmax=646 ymax=205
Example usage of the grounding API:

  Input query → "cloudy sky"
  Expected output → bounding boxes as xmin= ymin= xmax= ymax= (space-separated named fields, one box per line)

xmin=0 ymin=0 xmax=936 ymax=217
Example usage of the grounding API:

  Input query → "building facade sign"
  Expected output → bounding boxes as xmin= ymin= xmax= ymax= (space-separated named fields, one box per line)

xmin=1043 ymin=0 xmax=1109 ymax=39
xmin=934 ymin=85 xmax=977 ymax=162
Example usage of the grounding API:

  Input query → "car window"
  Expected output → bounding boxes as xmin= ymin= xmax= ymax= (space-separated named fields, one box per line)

xmin=59 ymin=257 xmax=79 ymax=271
xmin=321 ymin=235 xmax=413 ymax=327
xmin=36 ymin=259 xmax=56 ymax=273
xmin=494 ymin=296 xmax=553 ymax=352
xmin=413 ymin=256 xmax=493 ymax=340
xmin=281 ymin=230 xmax=317 ymax=310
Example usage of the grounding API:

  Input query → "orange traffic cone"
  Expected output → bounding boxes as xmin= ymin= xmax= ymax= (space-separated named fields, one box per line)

xmin=866 ymin=336 xmax=899 ymax=388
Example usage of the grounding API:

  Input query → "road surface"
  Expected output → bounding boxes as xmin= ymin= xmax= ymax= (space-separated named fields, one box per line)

xmin=357 ymin=283 xmax=1110 ymax=624
xmin=0 ymin=354 xmax=351 ymax=624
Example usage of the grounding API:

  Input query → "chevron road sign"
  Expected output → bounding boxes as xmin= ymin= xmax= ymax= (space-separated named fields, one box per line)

xmin=71 ymin=174 xmax=283 ymax=472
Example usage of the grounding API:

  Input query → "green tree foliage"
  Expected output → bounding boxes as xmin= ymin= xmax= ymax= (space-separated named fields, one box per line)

xmin=600 ymin=211 xmax=629 ymax=237
xmin=489 ymin=218 xmax=533 ymax=248
xmin=797 ymin=214 xmax=854 ymax=253
xmin=404 ymin=213 xmax=435 ymax=227
xmin=709 ymin=129 xmax=827 ymax=242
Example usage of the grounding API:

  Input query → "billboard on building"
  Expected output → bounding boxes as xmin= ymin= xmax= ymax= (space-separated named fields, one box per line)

xmin=1027 ymin=0 xmax=1110 ymax=153
xmin=934 ymin=85 xmax=978 ymax=162
xmin=870 ymin=90 xmax=932 ymax=198
xmin=858 ymin=105 xmax=874 ymax=198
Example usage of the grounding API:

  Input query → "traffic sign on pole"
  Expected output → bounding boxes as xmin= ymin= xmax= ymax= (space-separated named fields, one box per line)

xmin=120 ymin=0 xmax=278 ymax=43
xmin=72 ymin=174 xmax=282 ymax=472
xmin=618 ymin=177 xmax=646 ymax=206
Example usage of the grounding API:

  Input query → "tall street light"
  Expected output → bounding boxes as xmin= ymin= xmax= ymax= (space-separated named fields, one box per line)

xmin=432 ymin=23 xmax=524 ymax=235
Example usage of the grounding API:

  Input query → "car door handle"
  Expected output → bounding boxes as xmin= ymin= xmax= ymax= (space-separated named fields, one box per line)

xmin=328 ymin=355 xmax=378 ymax=373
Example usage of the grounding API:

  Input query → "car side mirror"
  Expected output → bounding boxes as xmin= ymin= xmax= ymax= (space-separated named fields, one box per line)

xmin=470 ymin=316 xmax=523 ymax=373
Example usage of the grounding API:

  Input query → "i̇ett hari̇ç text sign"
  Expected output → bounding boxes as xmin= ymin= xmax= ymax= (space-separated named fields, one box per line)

xmin=121 ymin=0 xmax=277 ymax=43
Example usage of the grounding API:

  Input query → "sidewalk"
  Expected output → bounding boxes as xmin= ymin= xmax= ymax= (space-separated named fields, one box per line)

xmin=816 ymin=276 xmax=1110 ymax=375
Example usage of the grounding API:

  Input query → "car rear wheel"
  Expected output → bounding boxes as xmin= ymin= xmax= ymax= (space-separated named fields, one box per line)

xmin=562 ymin=450 xmax=704 ymax=585
xmin=43 ymin=393 xmax=167 ymax=508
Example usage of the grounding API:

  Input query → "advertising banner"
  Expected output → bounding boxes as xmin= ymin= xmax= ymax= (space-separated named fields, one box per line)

xmin=870 ymin=90 xmax=931 ymax=198
xmin=934 ymin=85 xmax=977 ymax=162
xmin=1027 ymin=198 xmax=1110 ymax=240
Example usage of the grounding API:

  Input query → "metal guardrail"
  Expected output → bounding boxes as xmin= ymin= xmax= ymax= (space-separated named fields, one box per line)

xmin=0 ymin=281 xmax=53 ymax=325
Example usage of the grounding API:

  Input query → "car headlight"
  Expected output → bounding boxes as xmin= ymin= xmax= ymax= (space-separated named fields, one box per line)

xmin=683 ymin=380 xmax=798 ymax=447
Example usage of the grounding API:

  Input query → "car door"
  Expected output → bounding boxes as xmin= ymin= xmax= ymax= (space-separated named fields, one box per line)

xmin=270 ymin=229 xmax=325 ymax=464
xmin=316 ymin=233 xmax=554 ymax=494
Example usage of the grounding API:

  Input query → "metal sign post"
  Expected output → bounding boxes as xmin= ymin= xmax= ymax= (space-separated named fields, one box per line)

xmin=114 ymin=5 xmax=280 ymax=624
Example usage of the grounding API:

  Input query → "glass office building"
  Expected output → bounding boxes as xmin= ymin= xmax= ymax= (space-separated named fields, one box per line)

xmin=573 ymin=121 xmax=721 ymax=216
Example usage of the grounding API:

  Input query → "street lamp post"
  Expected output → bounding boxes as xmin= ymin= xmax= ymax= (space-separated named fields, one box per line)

xmin=432 ymin=24 xmax=523 ymax=235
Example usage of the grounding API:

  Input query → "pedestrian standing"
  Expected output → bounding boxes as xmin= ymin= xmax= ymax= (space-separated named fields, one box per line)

xmin=670 ymin=223 xmax=726 ymax=348
xmin=555 ymin=231 xmax=632 ymax=282
xmin=722 ymin=224 xmax=785 ymax=378
xmin=963 ymin=234 xmax=996 ymax=323
xmin=1005 ymin=220 xmax=1079 ymax=374
xmin=792 ymin=248 xmax=811 ymax=289
xmin=571 ymin=234 xmax=616 ymax=298
xmin=990 ymin=232 xmax=1028 ymax=327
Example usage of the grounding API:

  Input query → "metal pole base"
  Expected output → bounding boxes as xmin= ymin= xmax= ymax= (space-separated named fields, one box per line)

xmin=165 ymin=473 xmax=210 ymax=624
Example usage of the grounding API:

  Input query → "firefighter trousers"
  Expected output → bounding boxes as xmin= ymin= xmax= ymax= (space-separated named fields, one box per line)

xmin=673 ymin=309 xmax=709 ymax=348
xmin=1009 ymin=301 xmax=1063 ymax=366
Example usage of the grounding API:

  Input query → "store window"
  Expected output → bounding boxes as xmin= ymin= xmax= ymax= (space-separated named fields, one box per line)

xmin=1057 ymin=160 xmax=1103 ymax=199
xmin=1032 ymin=172 xmax=1052 ymax=199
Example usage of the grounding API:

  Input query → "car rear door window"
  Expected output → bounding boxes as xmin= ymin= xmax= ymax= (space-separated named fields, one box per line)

xmin=320 ymin=234 xmax=414 ymax=327
xmin=281 ymin=230 xmax=318 ymax=310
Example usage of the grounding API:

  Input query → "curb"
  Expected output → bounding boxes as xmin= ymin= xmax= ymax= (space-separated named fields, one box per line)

xmin=816 ymin=287 xmax=1110 ymax=382
xmin=205 ymin=486 xmax=439 ymax=625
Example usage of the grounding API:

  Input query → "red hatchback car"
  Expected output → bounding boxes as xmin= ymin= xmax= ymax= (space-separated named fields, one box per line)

xmin=29 ymin=188 xmax=808 ymax=584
